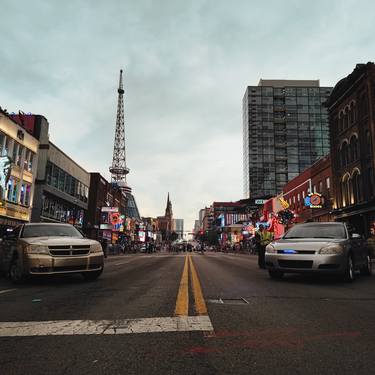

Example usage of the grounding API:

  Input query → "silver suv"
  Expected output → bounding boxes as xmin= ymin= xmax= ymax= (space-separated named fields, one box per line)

xmin=0 ymin=223 xmax=104 ymax=283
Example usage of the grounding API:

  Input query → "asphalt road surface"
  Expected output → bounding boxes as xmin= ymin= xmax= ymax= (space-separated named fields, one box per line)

xmin=0 ymin=251 xmax=374 ymax=375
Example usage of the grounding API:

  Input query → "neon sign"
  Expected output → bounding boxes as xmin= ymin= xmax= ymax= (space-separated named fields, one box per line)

xmin=305 ymin=193 xmax=323 ymax=209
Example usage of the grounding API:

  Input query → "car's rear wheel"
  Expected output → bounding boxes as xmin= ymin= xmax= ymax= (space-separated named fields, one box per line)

xmin=9 ymin=258 xmax=26 ymax=284
xmin=269 ymin=270 xmax=284 ymax=279
xmin=360 ymin=254 xmax=372 ymax=276
xmin=343 ymin=254 xmax=355 ymax=282
xmin=82 ymin=268 xmax=103 ymax=281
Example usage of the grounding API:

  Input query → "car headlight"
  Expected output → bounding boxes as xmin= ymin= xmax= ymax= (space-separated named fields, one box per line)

xmin=266 ymin=244 xmax=277 ymax=254
xmin=90 ymin=243 xmax=103 ymax=253
xmin=319 ymin=244 xmax=344 ymax=255
xmin=25 ymin=245 xmax=49 ymax=254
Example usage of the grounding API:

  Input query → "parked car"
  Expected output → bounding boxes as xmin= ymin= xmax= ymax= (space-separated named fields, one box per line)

xmin=0 ymin=223 xmax=104 ymax=283
xmin=265 ymin=222 xmax=372 ymax=282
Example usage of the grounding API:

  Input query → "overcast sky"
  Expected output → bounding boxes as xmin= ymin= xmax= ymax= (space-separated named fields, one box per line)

xmin=1 ymin=0 xmax=374 ymax=230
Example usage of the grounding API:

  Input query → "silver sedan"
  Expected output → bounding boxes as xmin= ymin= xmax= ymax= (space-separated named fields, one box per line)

xmin=265 ymin=222 xmax=372 ymax=282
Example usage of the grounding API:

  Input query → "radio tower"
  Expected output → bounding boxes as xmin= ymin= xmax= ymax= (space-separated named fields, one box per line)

xmin=109 ymin=69 xmax=132 ymax=194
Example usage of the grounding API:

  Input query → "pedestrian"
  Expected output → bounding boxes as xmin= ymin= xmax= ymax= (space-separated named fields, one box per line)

xmin=256 ymin=224 xmax=273 ymax=269
xmin=100 ymin=238 xmax=108 ymax=258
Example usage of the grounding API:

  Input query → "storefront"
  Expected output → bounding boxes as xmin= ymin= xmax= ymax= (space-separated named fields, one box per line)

xmin=0 ymin=110 xmax=39 ymax=233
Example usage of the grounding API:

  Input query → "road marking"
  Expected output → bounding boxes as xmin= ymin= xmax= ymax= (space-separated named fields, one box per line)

xmin=0 ymin=289 xmax=16 ymax=295
xmin=0 ymin=316 xmax=214 ymax=337
xmin=174 ymin=255 xmax=189 ymax=316
xmin=189 ymin=255 xmax=208 ymax=315
xmin=114 ymin=262 xmax=130 ymax=266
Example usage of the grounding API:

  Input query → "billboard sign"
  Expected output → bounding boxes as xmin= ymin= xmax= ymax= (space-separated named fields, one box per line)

xmin=304 ymin=193 xmax=323 ymax=209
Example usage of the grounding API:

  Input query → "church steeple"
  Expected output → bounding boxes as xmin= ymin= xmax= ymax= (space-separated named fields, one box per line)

xmin=165 ymin=192 xmax=173 ymax=217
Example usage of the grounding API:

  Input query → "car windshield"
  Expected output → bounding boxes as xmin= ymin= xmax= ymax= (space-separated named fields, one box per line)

xmin=21 ymin=225 xmax=83 ymax=238
xmin=283 ymin=224 xmax=347 ymax=239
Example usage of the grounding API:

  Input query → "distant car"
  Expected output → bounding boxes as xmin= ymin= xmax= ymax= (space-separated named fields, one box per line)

xmin=265 ymin=222 xmax=372 ymax=282
xmin=0 ymin=223 xmax=104 ymax=283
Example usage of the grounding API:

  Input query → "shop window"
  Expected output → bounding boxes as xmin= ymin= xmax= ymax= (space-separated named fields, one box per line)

xmin=5 ymin=177 xmax=20 ymax=204
xmin=25 ymin=185 xmax=31 ymax=206
xmin=20 ymin=183 xmax=26 ymax=205
xmin=6 ymin=179 xmax=12 ymax=201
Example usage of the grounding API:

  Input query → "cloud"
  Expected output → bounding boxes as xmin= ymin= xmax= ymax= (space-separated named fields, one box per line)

xmin=1 ymin=0 xmax=375 ymax=230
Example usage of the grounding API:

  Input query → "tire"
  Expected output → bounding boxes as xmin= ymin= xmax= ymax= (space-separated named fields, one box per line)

xmin=360 ymin=255 xmax=372 ymax=276
xmin=269 ymin=270 xmax=284 ymax=279
xmin=9 ymin=258 xmax=27 ymax=284
xmin=82 ymin=268 xmax=103 ymax=281
xmin=343 ymin=254 xmax=355 ymax=282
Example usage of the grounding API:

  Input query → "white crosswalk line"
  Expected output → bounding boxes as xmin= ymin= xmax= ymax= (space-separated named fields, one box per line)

xmin=0 ymin=316 xmax=214 ymax=337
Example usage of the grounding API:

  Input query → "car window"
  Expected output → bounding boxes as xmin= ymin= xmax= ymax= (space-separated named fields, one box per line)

xmin=284 ymin=224 xmax=347 ymax=239
xmin=21 ymin=225 xmax=83 ymax=238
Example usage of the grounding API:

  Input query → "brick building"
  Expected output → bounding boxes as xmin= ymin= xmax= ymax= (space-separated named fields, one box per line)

xmin=282 ymin=155 xmax=333 ymax=223
xmin=325 ymin=63 xmax=375 ymax=236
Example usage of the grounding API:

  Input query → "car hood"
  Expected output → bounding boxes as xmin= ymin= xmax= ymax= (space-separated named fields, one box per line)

xmin=271 ymin=238 xmax=345 ymax=251
xmin=21 ymin=237 xmax=98 ymax=246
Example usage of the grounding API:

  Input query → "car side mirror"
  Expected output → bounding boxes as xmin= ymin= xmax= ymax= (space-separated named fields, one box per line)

xmin=351 ymin=233 xmax=361 ymax=239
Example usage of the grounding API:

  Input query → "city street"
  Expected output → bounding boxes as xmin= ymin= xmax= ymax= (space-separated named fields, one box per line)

xmin=0 ymin=252 xmax=375 ymax=375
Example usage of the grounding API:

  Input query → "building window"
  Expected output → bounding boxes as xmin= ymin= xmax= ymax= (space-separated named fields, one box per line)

xmin=326 ymin=177 xmax=330 ymax=190
xmin=52 ymin=164 xmax=59 ymax=188
xmin=17 ymin=144 xmax=23 ymax=167
xmin=341 ymin=174 xmax=351 ymax=207
xmin=352 ymin=170 xmax=361 ymax=204
xmin=0 ymin=133 xmax=5 ymax=156
xmin=350 ymin=135 xmax=359 ymax=161
xmin=319 ymin=181 xmax=323 ymax=193
xmin=20 ymin=183 xmax=26 ymax=205
xmin=6 ymin=177 xmax=19 ymax=203
xmin=340 ymin=141 xmax=349 ymax=166
xmin=12 ymin=142 xmax=18 ymax=166
xmin=28 ymin=152 xmax=34 ymax=172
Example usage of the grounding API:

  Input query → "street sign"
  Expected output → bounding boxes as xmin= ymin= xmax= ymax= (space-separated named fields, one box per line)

xmin=101 ymin=207 xmax=119 ymax=212
xmin=255 ymin=199 xmax=266 ymax=205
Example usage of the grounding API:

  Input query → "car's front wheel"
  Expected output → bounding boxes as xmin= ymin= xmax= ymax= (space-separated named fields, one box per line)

xmin=360 ymin=254 xmax=372 ymax=276
xmin=343 ymin=254 xmax=355 ymax=282
xmin=269 ymin=270 xmax=284 ymax=279
xmin=82 ymin=268 xmax=103 ymax=281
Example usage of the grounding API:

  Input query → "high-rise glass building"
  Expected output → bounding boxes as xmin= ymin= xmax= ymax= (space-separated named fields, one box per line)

xmin=243 ymin=79 xmax=332 ymax=198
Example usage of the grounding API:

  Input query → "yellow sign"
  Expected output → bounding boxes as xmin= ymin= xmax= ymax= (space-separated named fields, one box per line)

xmin=279 ymin=197 xmax=290 ymax=209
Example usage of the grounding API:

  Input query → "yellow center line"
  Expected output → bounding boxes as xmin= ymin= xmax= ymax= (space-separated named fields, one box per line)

xmin=174 ymin=255 xmax=189 ymax=316
xmin=189 ymin=255 xmax=208 ymax=315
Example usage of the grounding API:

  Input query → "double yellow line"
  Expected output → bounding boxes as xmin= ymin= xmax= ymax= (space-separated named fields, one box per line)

xmin=174 ymin=255 xmax=208 ymax=316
